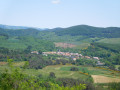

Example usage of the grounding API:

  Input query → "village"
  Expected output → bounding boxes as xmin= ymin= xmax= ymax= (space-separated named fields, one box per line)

xmin=42 ymin=51 xmax=99 ymax=60
xmin=31 ymin=51 xmax=104 ymax=66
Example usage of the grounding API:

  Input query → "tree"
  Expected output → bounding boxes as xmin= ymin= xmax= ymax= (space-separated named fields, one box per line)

xmin=38 ymin=50 xmax=42 ymax=54
xmin=23 ymin=61 xmax=29 ymax=69
xmin=24 ymin=45 xmax=32 ymax=53
xmin=118 ymin=67 xmax=120 ymax=71
xmin=70 ymin=67 xmax=79 ymax=71
xmin=109 ymin=65 xmax=115 ymax=70
xmin=49 ymin=72 xmax=56 ymax=78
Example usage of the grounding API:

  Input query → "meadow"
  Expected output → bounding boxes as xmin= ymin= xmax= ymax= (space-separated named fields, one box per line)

xmin=0 ymin=61 xmax=120 ymax=84
xmin=97 ymin=38 xmax=120 ymax=44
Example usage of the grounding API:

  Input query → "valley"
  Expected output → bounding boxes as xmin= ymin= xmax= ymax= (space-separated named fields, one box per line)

xmin=0 ymin=24 xmax=120 ymax=90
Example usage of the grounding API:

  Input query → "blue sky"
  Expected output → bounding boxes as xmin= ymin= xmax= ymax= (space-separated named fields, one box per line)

xmin=0 ymin=0 xmax=120 ymax=28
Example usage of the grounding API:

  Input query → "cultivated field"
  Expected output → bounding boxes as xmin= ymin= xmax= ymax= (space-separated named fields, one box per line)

xmin=92 ymin=75 xmax=120 ymax=83
xmin=0 ymin=63 xmax=120 ymax=84
xmin=23 ymin=65 xmax=120 ymax=83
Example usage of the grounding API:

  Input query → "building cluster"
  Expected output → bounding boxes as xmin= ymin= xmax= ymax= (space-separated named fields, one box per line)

xmin=42 ymin=51 xmax=100 ymax=60
xmin=43 ymin=51 xmax=82 ymax=57
xmin=31 ymin=51 xmax=39 ymax=54
xmin=31 ymin=51 xmax=103 ymax=65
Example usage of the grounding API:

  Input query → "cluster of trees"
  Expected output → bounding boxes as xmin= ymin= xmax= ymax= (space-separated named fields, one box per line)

xmin=81 ymin=42 xmax=120 ymax=70
xmin=0 ymin=47 xmax=37 ymax=61
xmin=108 ymin=82 xmax=120 ymax=90
xmin=28 ymin=54 xmax=98 ymax=69
xmin=56 ymin=78 xmax=95 ymax=90
xmin=70 ymin=67 xmax=79 ymax=71
xmin=0 ymin=34 xmax=9 ymax=40
xmin=29 ymin=56 xmax=52 ymax=69
xmin=101 ymin=54 xmax=120 ymax=70
xmin=75 ymin=59 xmax=97 ymax=66
xmin=81 ymin=43 xmax=112 ymax=58
xmin=29 ymin=58 xmax=70 ymax=69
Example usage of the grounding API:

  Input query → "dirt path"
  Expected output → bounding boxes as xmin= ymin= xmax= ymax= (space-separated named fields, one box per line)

xmin=55 ymin=42 xmax=76 ymax=48
xmin=69 ymin=72 xmax=74 ymax=76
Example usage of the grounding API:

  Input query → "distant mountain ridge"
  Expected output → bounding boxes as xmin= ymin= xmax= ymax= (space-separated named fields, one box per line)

xmin=0 ymin=24 xmax=120 ymax=38
xmin=0 ymin=24 xmax=30 ymax=30
xmin=0 ymin=24 xmax=46 ymax=31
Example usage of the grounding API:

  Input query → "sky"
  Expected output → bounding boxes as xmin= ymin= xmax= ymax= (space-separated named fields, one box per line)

xmin=0 ymin=0 xmax=120 ymax=28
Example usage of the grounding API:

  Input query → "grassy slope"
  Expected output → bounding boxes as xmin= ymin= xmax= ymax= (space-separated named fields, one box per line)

xmin=95 ymin=38 xmax=120 ymax=52
xmin=15 ymin=65 xmax=120 ymax=83
xmin=97 ymin=38 xmax=120 ymax=44
xmin=1 ymin=62 xmax=120 ymax=80
xmin=0 ymin=36 xmax=55 ymax=51
xmin=38 ymin=31 xmax=103 ymax=49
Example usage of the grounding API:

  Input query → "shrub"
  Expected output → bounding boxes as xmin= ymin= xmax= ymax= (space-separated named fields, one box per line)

xmin=70 ymin=67 xmax=79 ymax=71
xmin=118 ymin=67 xmax=120 ymax=71
xmin=108 ymin=82 xmax=120 ymax=90
xmin=49 ymin=72 xmax=56 ymax=78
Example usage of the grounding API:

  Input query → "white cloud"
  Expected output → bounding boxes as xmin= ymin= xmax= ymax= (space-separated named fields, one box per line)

xmin=51 ymin=0 xmax=61 ymax=4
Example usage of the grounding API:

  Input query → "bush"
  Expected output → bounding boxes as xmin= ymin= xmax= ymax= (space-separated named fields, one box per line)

xmin=70 ymin=67 xmax=79 ymax=71
xmin=118 ymin=67 xmax=120 ymax=71
xmin=49 ymin=72 xmax=56 ymax=78
xmin=108 ymin=82 xmax=120 ymax=90
xmin=56 ymin=78 xmax=94 ymax=90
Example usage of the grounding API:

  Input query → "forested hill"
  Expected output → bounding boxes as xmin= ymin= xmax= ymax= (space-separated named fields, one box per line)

xmin=0 ymin=24 xmax=44 ymax=31
xmin=1 ymin=24 xmax=120 ymax=38
xmin=0 ymin=24 xmax=29 ymax=30
xmin=50 ymin=25 xmax=120 ymax=38
xmin=0 ymin=28 xmax=40 ymax=37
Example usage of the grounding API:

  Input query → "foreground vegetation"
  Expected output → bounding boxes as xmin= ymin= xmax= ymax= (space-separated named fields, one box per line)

xmin=0 ymin=59 xmax=88 ymax=90
xmin=1 ymin=60 xmax=120 ymax=90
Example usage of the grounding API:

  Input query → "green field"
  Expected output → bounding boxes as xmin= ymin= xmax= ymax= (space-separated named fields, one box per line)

xmin=0 ymin=36 xmax=55 ymax=51
xmin=97 ymin=38 xmax=120 ymax=44
xmin=0 ymin=62 xmax=120 ymax=83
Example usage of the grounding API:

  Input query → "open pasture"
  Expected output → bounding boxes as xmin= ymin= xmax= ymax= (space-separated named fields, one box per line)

xmin=0 ymin=63 xmax=120 ymax=83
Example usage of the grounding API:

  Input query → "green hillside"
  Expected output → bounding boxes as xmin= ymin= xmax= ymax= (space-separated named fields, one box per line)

xmin=97 ymin=38 xmax=120 ymax=44
xmin=51 ymin=25 xmax=120 ymax=38
xmin=0 ymin=28 xmax=40 ymax=37
xmin=0 ymin=25 xmax=120 ymax=51
xmin=0 ymin=36 xmax=55 ymax=51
